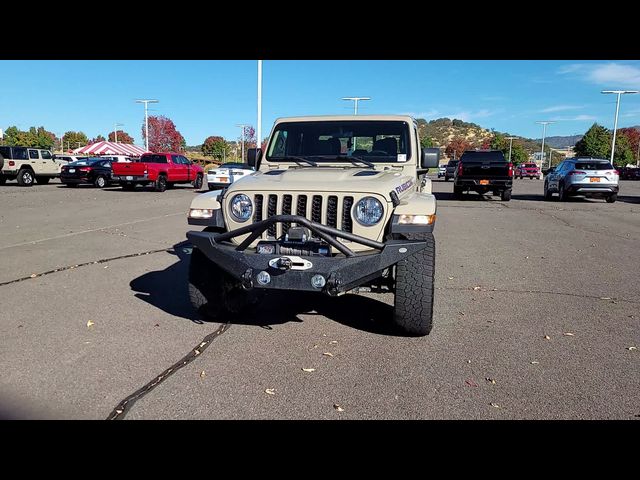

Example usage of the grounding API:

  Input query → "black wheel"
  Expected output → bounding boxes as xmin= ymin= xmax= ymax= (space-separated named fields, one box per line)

xmin=558 ymin=182 xmax=567 ymax=201
xmin=188 ymin=247 xmax=263 ymax=319
xmin=94 ymin=175 xmax=107 ymax=188
xmin=17 ymin=169 xmax=35 ymax=187
xmin=208 ymin=183 xmax=216 ymax=191
xmin=453 ymin=185 xmax=463 ymax=199
xmin=501 ymin=189 xmax=512 ymax=201
xmin=0 ymin=174 xmax=6 ymax=185
xmin=193 ymin=174 xmax=203 ymax=190
xmin=543 ymin=182 xmax=552 ymax=201
xmin=121 ymin=183 xmax=136 ymax=191
xmin=392 ymin=233 xmax=435 ymax=336
xmin=35 ymin=177 xmax=50 ymax=185
xmin=154 ymin=175 xmax=167 ymax=192
xmin=606 ymin=193 xmax=617 ymax=203
xmin=444 ymin=176 xmax=449 ymax=182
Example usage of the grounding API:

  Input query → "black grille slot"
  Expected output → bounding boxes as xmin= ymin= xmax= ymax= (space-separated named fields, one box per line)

xmin=282 ymin=194 xmax=292 ymax=235
xmin=342 ymin=196 xmax=354 ymax=233
xmin=311 ymin=195 xmax=323 ymax=223
xmin=327 ymin=196 xmax=338 ymax=228
xmin=296 ymin=195 xmax=307 ymax=224
xmin=254 ymin=194 xmax=263 ymax=222
xmin=267 ymin=194 xmax=278 ymax=237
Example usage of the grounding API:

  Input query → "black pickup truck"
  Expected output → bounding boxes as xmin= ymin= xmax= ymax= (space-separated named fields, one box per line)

xmin=453 ymin=150 xmax=513 ymax=201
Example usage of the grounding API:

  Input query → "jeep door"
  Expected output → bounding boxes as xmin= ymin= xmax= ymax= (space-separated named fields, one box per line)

xmin=39 ymin=150 xmax=59 ymax=174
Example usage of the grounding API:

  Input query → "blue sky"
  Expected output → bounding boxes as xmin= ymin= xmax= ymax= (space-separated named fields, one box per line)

xmin=2 ymin=60 xmax=640 ymax=146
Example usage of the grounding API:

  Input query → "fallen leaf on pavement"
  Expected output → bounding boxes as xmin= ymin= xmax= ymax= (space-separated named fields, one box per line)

xmin=200 ymin=370 xmax=206 ymax=378
xmin=530 ymin=361 xmax=539 ymax=365
xmin=322 ymin=352 xmax=334 ymax=357
xmin=104 ymin=266 xmax=109 ymax=269
xmin=302 ymin=368 xmax=316 ymax=372
xmin=485 ymin=378 xmax=496 ymax=384
xmin=86 ymin=320 xmax=95 ymax=328
xmin=544 ymin=335 xmax=551 ymax=340
xmin=265 ymin=389 xmax=276 ymax=395
xmin=30 ymin=274 xmax=37 ymax=278
xmin=448 ymin=276 xmax=454 ymax=280
xmin=194 ymin=349 xmax=200 ymax=355
xmin=458 ymin=311 xmax=466 ymax=316
xmin=312 ymin=344 xmax=319 ymax=349
xmin=467 ymin=360 xmax=472 ymax=364
xmin=328 ymin=340 xmax=338 ymax=345
xmin=333 ymin=404 xmax=345 ymax=412
xmin=563 ymin=332 xmax=575 ymax=336
xmin=489 ymin=403 xmax=501 ymax=408
xmin=116 ymin=409 xmax=123 ymax=414
xmin=627 ymin=347 xmax=637 ymax=351
xmin=154 ymin=323 xmax=159 ymax=327
xmin=472 ymin=286 xmax=481 ymax=291
xmin=600 ymin=297 xmax=611 ymax=300
xmin=465 ymin=379 xmax=479 ymax=387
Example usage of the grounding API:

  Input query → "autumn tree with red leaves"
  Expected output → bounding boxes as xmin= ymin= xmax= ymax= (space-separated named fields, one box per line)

xmin=143 ymin=115 xmax=185 ymax=152
xmin=445 ymin=137 xmax=473 ymax=160
xmin=108 ymin=130 xmax=134 ymax=144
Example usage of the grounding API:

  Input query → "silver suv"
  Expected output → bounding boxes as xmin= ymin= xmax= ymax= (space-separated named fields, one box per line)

xmin=544 ymin=157 xmax=619 ymax=203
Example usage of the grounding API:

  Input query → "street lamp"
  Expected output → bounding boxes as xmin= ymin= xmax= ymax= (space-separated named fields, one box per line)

xmin=536 ymin=121 xmax=556 ymax=169
xmin=135 ymin=99 xmax=159 ymax=151
xmin=342 ymin=97 xmax=371 ymax=115
xmin=257 ymin=60 xmax=263 ymax=152
xmin=236 ymin=124 xmax=249 ymax=162
xmin=601 ymin=90 xmax=639 ymax=164
xmin=114 ymin=123 xmax=123 ymax=144
xmin=506 ymin=136 xmax=517 ymax=162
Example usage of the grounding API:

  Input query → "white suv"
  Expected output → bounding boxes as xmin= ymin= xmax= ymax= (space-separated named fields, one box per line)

xmin=544 ymin=157 xmax=619 ymax=203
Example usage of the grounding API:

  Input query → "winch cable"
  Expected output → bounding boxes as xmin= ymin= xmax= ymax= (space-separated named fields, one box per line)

xmin=106 ymin=321 xmax=231 ymax=420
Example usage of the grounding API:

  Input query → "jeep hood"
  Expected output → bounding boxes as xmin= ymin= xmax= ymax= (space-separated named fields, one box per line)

xmin=227 ymin=167 xmax=415 ymax=201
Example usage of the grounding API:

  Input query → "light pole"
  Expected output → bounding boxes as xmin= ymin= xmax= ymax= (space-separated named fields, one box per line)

xmin=506 ymin=136 xmax=517 ymax=162
xmin=114 ymin=123 xmax=123 ymax=144
xmin=135 ymin=99 xmax=159 ymax=152
xmin=342 ymin=96 xmax=371 ymax=115
xmin=236 ymin=124 xmax=248 ymax=162
xmin=257 ymin=60 xmax=263 ymax=152
xmin=601 ymin=90 xmax=639 ymax=164
xmin=536 ymin=121 xmax=555 ymax=169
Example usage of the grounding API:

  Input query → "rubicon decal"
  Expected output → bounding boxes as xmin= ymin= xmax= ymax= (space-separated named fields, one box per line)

xmin=395 ymin=180 xmax=413 ymax=195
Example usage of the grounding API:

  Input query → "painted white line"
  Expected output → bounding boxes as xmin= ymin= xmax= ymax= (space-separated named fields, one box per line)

xmin=0 ymin=212 xmax=186 ymax=251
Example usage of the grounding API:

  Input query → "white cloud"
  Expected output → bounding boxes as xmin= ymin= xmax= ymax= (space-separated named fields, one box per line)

xmin=540 ymin=105 xmax=585 ymax=113
xmin=550 ymin=114 xmax=597 ymax=121
xmin=558 ymin=62 xmax=640 ymax=87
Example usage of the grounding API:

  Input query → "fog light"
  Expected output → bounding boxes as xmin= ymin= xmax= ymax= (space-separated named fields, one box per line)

xmin=311 ymin=275 xmax=326 ymax=289
xmin=257 ymin=271 xmax=271 ymax=285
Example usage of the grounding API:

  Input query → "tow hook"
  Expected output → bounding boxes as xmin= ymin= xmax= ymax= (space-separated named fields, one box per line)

xmin=325 ymin=272 xmax=343 ymax=296
xmin=275 ymin=257 xmax=292 ymax=271
xmin=241 ymin=268 xmax=253 ymax=290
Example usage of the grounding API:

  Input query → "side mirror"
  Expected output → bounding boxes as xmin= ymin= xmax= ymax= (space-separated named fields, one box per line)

xmin=421 ymin=147 xmax=440 ymax=169
xmin=247 ymin=148 xmax=262 ymax=169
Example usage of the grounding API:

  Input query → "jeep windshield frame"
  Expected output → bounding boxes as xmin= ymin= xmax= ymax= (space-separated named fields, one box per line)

xmin=265 ymin=120 xmax=412 ymax=164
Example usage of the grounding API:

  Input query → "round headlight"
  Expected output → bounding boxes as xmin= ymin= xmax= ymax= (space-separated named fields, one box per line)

xmin=230 ymin=194 xmax=253 ymax=222
xmin=354 ymin=196 xmax=384 ymax=226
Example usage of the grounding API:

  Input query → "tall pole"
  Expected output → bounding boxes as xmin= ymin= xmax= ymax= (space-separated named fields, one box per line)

xmin=506 ymin=136 xmax=517 ymax=162
xmin=236 ymin=124 xmax=248 ymax=162
xmin=342 ymin=97 xmax=371 ymax=115
xmin=257 ymin=60 xmax=263 ymax=152
xmin=536 ymin=121 xmax=555 ymax=169
xmin=114 ymin=123 xmax=123 ymax=144
xmin=135 ymin=99 xmax=159 ymax=152
xmin=601 ymin=90 xmax=639 ymax=165
xmin=636 ymin=137 xmax=640 ymax=167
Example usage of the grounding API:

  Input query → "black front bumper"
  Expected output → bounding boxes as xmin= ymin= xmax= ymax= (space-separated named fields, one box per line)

xmin=187 ymin=214 xmax=429 ymax=295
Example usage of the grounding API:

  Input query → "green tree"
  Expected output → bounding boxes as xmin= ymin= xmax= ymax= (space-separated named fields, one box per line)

xmin=613 ymin=134 xmax=634 ymax=166
xmin=62 ymin=131 xmax=89 ymax=151
xmin=574 ymin=123 xmax=611 ymax=158
xmin=202 ymin=136 xmax=229 ymax=159
xmin=420 ymin=136 xmax=434 ymax=148
xmin=35 ymin=127 xmax=55 ymax=149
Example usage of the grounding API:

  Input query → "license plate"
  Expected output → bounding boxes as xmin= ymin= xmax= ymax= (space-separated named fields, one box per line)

xmin=69 ymin=168 xmax=75 ymax=173
xmin=590 ymin=177 xmax=600 ymax=182
xmin=219 ymin=177 xmax=229 ymax=183
xmin=126 ymin=176 xmax=133 ymax=181
xmin=480 ymin=179 xmax=489 ymax=185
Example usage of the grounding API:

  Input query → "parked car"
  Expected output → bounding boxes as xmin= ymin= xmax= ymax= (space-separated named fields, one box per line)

xmin=515 ymin=162 xmax=541 ymax=179
xmin=99 ymin=155 xmax=133 ymax=163
xmin=544 ymin=157 xmax=619 ymax=203
xmin=617 ymin=166 xmax=640 ymax=180
xmin=437 ymin=165 xmax=446 ymax=178
xmin=206 ymin=162 xmax=254 ymax=190
xmin=111 ymin=152 xmax=204 ymax=192
xmin=453 ymin=150 xmax=513 ymax=201
xmin=53 ymin=154 xmax=89 ymax=167
xmin=444 ymin=159 xmax=458 ymax=181
xmin=60 ymin=157 xmax=115 ymax=188
xmin=0 ymin=146 xmax=60 ymax=186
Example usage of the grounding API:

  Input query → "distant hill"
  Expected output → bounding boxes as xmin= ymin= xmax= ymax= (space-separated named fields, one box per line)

xmin=534 ymin=135 xmax=583 ymax=149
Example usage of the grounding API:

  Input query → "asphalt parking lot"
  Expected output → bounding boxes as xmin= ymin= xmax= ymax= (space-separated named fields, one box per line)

xmin=1 ymin=178 xmax=639 ymax=419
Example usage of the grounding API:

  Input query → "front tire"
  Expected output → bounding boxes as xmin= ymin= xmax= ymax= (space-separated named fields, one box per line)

xmin=501 ymin=189 xmax=512 ymax=201
xmin=189 ymin=247 xmax=263 ymax=319
xmin=193 ymin=174 xmax=203 ymax=190
xmin=392 ymin=233 xmax=435 ymax=336
xmin=543 ymin=182 xmax=552 ymax=201
xmin=94 ymin=175 xmax=107 ymax=188
xmin=606 ymin=193 xmax=617 ymax=203
xmin=558 ymin=182 xmax=567 ymax=201
xmin=154 ymin=175 xmax=167 ymax=192
xmin=17 ymin=169 xmax=35 ymax=187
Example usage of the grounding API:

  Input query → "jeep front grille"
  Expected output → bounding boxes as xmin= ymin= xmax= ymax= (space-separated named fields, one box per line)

xmin=251 ymin=193 xmax=356 ymax=239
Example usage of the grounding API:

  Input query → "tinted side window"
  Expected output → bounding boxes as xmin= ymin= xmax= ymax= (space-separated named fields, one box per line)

xmin=40 ymin=150 xmax=52 ymax=159
xmin=0 ymin=146 xmax=11 ymax=158
xmin=142 ymin=154 xmax=167 ymax=163
xmin=12 ymin=147 xmax=28 ymax=160
xmin=29 ymin=149 xmax=39 ymax=159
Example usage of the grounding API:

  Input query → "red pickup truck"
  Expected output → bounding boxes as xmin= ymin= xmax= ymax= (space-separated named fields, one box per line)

xmin=112 ymin=152 xmax=204 ymax=192
xmin=514 ymin=162 xmax=541 ymax=179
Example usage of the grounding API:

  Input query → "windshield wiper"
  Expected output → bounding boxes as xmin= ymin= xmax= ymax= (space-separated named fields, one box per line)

xmin=277 ymin=156 xmax=318 ymax=167
xmin=334 ymin=155 xmax=375 ymax=168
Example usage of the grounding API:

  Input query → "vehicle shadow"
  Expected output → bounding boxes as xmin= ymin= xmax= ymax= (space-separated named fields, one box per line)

xmin=129 ymin=241 xmax=403 ymax=336
xmin=434 ymin=191 xmax=498 ymax=202
xmin=617 ymin=194 xmax=640 ymax=204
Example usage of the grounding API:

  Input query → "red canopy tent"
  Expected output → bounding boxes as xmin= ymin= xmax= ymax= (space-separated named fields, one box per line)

xmin=72 ymin=141 xmax=148 ymax=157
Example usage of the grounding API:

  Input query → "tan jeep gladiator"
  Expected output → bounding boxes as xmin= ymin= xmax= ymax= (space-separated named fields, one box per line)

xmin=0 ymin=146 xmax=60 ymax=186
xmin=186 ymin=115 xmax=439 ymax=335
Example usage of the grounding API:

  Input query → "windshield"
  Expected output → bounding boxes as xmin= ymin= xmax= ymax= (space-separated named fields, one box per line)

xmin=523 ymin=164 xmax=537 ymax=168
xmin=266 ymin=120 xmax=411 ymax=163
xmin=575 ymin=161 xmax=614 ymax=170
